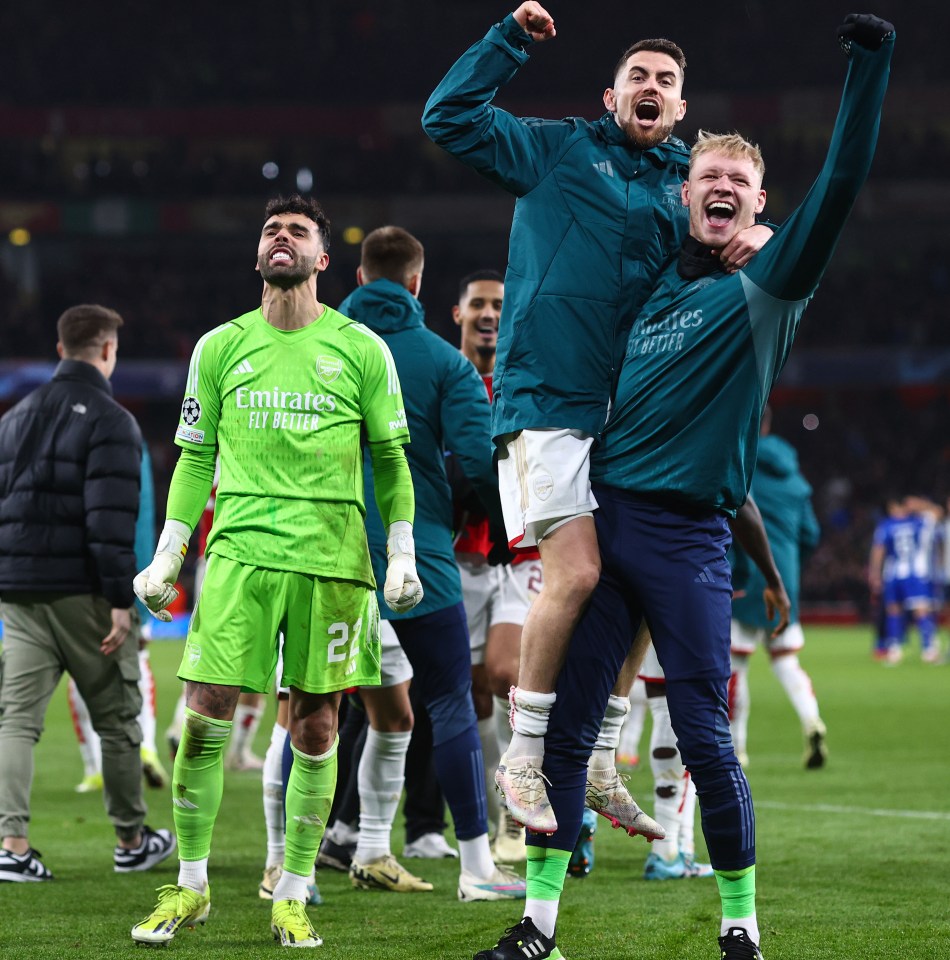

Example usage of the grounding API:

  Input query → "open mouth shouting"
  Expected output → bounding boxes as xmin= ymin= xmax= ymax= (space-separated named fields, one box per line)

xmin=634 ymin=97 xmax=661 ymax=126
xmin=705 ymin=201 xmax=736 ymax=229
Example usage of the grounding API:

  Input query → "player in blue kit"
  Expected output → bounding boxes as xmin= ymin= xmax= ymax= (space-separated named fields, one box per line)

xmin=868 ymin=495 xmax=942 ymax=663
xmin=472 ymin=14 xmax=894 ymax=960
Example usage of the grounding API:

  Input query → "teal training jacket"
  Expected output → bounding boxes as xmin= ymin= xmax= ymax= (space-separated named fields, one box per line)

xmin=593 ymin=39 xmax=893 ymax=514
xmin=423 ymin=14 xmax=690 ymax=443
xmin=340 ymin=280 xmax=501 ymax=620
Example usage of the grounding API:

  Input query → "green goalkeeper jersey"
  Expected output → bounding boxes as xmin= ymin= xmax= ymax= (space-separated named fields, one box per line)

xmin=174 ymin=305 xmax=409 ymax=586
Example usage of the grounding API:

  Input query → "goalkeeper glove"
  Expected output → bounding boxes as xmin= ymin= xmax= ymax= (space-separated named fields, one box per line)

xmin=837 ymin=13 xmax=894 ymax=54
xmin=133 ymin=520 xmax=191 ymax=622
xmin=383 ymin=520 xmax=424 ymax=613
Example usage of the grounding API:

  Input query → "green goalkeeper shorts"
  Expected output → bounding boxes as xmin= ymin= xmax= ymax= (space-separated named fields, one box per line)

xmin=179 ymin=553 xmax=381 ymax=694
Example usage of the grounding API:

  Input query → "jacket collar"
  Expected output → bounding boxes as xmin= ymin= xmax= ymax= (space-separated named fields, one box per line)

xmin=52 ymin=358 xmax=114 ymax=396
xmin=595 ymin=114 xmax=689 ymax=163
xmin=677 ymin=235 xmax=727 ymax=281
xmin=341 ymin=279 xmax=426 ymax=334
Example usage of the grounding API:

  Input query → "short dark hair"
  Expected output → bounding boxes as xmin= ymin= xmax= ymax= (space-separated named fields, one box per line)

xmin=458 ymin=269 xmax=504 ymax=300
xmin=264 ymin=194 xmax=331 ymax=252
xmin=57 ymin=304 xmax=123 ymax=355
xmin=614 ymin=38 xmax=687 ymax=83
xmin=360 ymin=226 xmax=424 ymax=286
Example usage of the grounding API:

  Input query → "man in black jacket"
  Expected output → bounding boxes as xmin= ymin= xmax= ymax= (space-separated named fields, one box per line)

xmin=0 ymin=304 xmax=174 ymax=882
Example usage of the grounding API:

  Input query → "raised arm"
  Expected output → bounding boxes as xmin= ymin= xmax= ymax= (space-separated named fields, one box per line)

xmin=744 ymin=15 xmax=894 ymax=301
xmin=421 ymin=6 xmax=569 ymax=197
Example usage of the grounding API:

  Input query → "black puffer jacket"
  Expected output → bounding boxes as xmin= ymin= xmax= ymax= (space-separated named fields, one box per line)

xmin=0 ymin=359 xmax=142 ymax=607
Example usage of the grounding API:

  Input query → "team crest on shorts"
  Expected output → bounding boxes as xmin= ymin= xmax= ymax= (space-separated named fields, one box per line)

xmin=533 ymin=474 xmax=554 ymax=501
xmin=187 ymin=641 xmax=202 ymax=667
xmin=316 ymin=355 xmax=343 ymax=384
xmin=181 ymin=395 xmax=201 ymax=426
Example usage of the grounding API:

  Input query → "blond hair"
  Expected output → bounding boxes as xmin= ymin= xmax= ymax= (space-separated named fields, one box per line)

xmin=690 ymin=130 xmax=765 ymax=181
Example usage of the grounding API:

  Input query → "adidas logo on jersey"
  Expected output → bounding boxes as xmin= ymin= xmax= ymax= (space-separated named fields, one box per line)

xmin=232 ymin=359 xmax=254 ymax=375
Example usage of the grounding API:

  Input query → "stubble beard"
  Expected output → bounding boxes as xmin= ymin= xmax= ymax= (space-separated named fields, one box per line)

xmin=257 ymin=252 xmax=317 ymax=291
xmin=622 ymin=117 xmax=677 ymax=150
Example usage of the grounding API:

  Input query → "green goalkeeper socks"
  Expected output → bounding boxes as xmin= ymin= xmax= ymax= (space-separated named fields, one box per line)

xmin=283 ymin=738 xmax=338 ymax=877
xmin=173 ymin=708 xmax=232 ymax=861
xmin=715 ymin=864 xmax=756 ymax=918
xmin=526 ymin=846 xmax=571 ymax=900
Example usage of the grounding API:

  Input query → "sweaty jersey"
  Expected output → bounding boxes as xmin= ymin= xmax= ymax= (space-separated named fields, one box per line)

xmin=592 ymin=40 xmax=892 ymax=514
xmin=174 ymin=305 xmax=409 ymax=586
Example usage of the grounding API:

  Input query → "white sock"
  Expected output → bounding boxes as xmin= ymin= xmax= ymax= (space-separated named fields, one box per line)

xmin=619 ymin=678 xmax=647 ymax=759
xmin=492 ymin=694 xmax=513 ymax=758
xmin=272 ymin=867 xmax=311 ymax=904
xmin=137 ymin=650 xmax=158 ymax=754
xmin=679 ymin=774 xmax=698 ymax=857
xmin=648 ymin=693 xmax=684 ymax=861
xmin=263 ymin=723 xmax=287 ymax=866
xmin=507 ymin=687 xmax=555 ymax=759
xmin=325 ymin=819 xmax=359 ymax=846
xmin=721 ymin=916 xmax=760 ymax=943
xmin=589 ymin=693 xmax=629 ymax=773
xmin=179 ymin=857 xmax=209 ymax=892
xmin=68 ymin=679 xmax=101 ymax=777
xmin=167 ymin=690 xmax=187 ymax=742
xmin=729 ymin=655 xmax=751 ymax=759
xmin=478 ymin=716 xmax=501 ymax=824
xmin=770 ymin=654 xmax=821 ymax=730
xmin=355 ymin=729 xmax=411 ymax=863
xmin=526 ymin=900 xmax=559 ymax=939
xmin=458 ymin=834 xmax=495 ymax=879
xmin=228 ymin=702 xmax=263 ymax=760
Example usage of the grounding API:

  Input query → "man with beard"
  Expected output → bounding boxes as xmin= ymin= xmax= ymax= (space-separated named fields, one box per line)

xmin=130 ymin=194 xmax=421 ymax=948
xmin=470 ymin=14 xmax=893 ymax=960
xmin=423 ymin=2 xmax=771 ymax=837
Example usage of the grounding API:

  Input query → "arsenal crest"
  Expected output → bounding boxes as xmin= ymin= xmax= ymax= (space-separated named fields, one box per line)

xmin=316 ymin=355 xmax=343 ymax=384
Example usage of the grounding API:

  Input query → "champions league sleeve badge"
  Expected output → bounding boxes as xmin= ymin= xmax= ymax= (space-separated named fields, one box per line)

xmin=181 ymin=395 xmax=202 ymax=425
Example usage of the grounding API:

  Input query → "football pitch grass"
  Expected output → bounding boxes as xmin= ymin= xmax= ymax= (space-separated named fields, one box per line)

xmin=2 ymin=625 xmax=948 ymax=959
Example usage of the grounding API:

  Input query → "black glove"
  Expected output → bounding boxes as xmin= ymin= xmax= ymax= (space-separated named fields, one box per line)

xmin=487 ymin=523 xmax=517 ymax=567
xmin=837 ymin=13 xmax=894 ymax=53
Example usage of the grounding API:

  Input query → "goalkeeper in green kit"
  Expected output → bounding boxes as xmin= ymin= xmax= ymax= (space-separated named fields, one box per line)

xmin=130 ymin=195 xmax=421 ymax=949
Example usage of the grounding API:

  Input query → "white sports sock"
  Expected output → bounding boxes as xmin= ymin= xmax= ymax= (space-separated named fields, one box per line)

xmin=179 ymin=857 xmax=209 ymax=893
xmin=679 ymin=774 xmax=698 ymax=857
xmin=228 ymin=702 xmax=263 ymax=760
xmin=458 ymin=834 xmax=495 ymax=879
xmin=355 ymin=729 xmax=412 ymax=863
xmin=68 ymin=679 xmax=101 ymax=777
xmin=478 ymin=716 xmax=501 ymax=824
xmin=263 ymin=723 xmax=287 ymax=867
xmin=619 ymin=678 xmax=647 ymax=759
xmin=492 ymin=694 xmax=513 ymax=758
xmin=166 ymin=690 xmax=187 ymax=742
xmin=507 ymin=687 xmax=555 ymax=759
xmin=137 ymin=649 xmax=158 ymax=754
xmin=526 ymin=900 xmax=559 ymax=939
xmin=590 ymin=694 xmax=630 ymax=772
xmin=648 ymin=694 xmax=684 ymax=861
xmin=729 ymin=655 xmax=751 ymax=759
xmin=721 ymin=916 xmax=760 ymax=943
xmin=770 ymin=654 xmax=821 ymax=729
xmin=272 ymin=867 xmax=311 ymax=904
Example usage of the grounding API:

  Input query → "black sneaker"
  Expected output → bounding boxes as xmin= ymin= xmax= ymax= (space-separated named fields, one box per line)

xmin=473 ymin=918 xmax=563 ymax=960
xmin=0 ymin=847 xmax=53 ymax=882
xmin=114 ymin=825 xmax=176 ymax=873
xmin=719 ymin=927 xmax=764 ymax=960
xmin=316 ymin=834 xmax=356 ymax=872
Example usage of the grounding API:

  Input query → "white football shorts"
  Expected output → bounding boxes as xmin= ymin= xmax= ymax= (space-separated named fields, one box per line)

xmin=459 ymin=557 xmax=544 ymax=665
xmin=497 ymin=428 xmax=598 ymax=549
